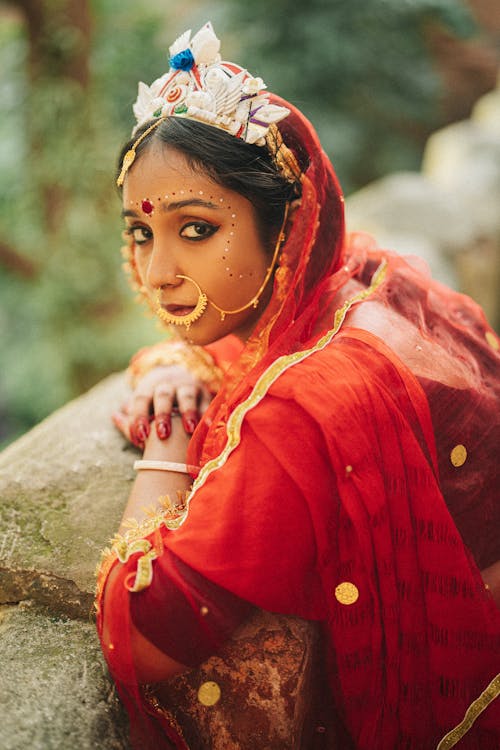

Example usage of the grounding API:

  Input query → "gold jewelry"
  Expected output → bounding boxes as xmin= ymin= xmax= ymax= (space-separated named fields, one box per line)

xmin=127 ymin=339 xmax=223 ymax=392
xmin=265 ymin=125 xmax=302 ymax=184
xmin=154 ymin=275 xmax=208 ymax=330
xmin=117 ymin=117 xmax=167 ymax=187
xmin=117 ymin=24 xmax=294 ymax=188
xmin=151 ymin=203 xmax=288 ymax=329
xmin=208 ymin=202 xmax=290 ymax=321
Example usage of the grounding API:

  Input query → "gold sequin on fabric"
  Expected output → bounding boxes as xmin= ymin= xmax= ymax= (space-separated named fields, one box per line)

xmin=436 ymin=673 xmax=500 ymax=749
xmin=197 ymin=681 xmax=221 ymax=706
xmin=95 ymin=260 xmax=388 ymax=603
xmin=335 ymin=582 xmax=359 ymax=605
xmin=485 ymin=331 xmax=499 ymax=351
xmin=450 ymin=444 xmax=467 ymax=468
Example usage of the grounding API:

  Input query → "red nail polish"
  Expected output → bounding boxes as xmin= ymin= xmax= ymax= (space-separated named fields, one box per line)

xmin=129 ymin=425 xmax=143 ymax=449
xmin=156 ymin=416 xmax=171 ymax=440
xmin=182 ymin=410 xmax=199 ymax=435
xmin=134 ymin=417 xmax=150 ymax=443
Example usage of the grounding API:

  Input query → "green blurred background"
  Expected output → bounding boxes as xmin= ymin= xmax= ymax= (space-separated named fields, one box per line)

xmin=0 ymin=0 xmax=498 ymax=447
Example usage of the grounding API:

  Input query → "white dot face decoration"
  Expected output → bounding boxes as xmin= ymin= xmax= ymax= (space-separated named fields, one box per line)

xmin=126 ymin=191 xmax=289 ymax=331
xmin=130 ymin=194 xmax=240 ymax=328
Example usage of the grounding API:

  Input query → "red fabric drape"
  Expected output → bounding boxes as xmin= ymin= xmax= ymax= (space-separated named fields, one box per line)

xmin=96 ymin=95 xmax=500 ymax=749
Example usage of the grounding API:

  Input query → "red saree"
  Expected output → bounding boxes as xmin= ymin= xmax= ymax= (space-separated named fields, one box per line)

xmin=96 ymin=95 xmax=500 ymax=749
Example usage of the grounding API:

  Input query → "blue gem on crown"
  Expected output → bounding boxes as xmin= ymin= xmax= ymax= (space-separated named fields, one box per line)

xmin=169 ymin=49 xmax=195 ymax=71
xmin=130 ymin=22 xmax=291 ymax=147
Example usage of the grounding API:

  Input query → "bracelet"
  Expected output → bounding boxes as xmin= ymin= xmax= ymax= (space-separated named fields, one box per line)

xmin=128 ymin=340 xmax=223 ymax=392
xmin=133 ymin=459 xmax=199 ymax=474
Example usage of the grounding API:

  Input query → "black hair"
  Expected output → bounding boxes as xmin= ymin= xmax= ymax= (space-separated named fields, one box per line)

xmin=117 ymin=117 xmax=301 ymax=250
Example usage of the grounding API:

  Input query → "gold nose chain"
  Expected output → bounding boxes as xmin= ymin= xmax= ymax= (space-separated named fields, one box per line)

xmin=154 ymin=203 xmax=289 ymax=330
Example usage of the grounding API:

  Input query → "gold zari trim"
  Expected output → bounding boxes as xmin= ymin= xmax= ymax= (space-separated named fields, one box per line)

xmin=436 ymin=673 xmax=500 ymax=749
xmin=96 ymin=492 xmax=189 ymax=595
xmin=96 ymin=262 xmax=386 ymax=593
xmin=177 ymin=260 xmax=388 ymax=523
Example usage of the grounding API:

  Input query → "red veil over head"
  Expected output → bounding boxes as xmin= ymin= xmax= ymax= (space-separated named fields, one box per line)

xmin=97 ymin=93 xmax=500 ymax=749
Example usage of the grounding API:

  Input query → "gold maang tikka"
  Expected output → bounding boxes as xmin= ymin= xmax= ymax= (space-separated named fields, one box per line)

xmin=154 ymin=203 xmax=290 ymax=331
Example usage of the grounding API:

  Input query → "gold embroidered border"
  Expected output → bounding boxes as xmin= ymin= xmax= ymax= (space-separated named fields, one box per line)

xmin=176 ymin=260 xmax=388 ymax=525
xmin=95 ymin=498 xmax=188 ymax=593
xmin=436 ymin=673 xmax=500 ymax=749
xmin=95 ymin=260 xmax=387 ymax=585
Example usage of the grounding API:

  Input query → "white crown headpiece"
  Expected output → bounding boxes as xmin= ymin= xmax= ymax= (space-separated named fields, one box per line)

xmin=131 ymin=22 xmax=290 ymax=146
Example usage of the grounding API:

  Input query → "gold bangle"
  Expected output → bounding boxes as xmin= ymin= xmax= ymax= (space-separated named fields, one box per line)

xmin=128 ymin=340 xmax=223 ymax=392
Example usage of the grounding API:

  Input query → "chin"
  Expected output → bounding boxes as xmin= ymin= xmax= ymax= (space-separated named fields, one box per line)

xmin=174 ymin=323 xmax=222 ymax=347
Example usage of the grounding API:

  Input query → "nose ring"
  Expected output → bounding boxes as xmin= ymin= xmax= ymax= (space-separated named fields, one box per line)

xmin=154 ymin=275 xmax=208 ymax=331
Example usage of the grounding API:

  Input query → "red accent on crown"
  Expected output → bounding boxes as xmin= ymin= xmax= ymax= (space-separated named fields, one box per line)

xmin=142 ymin=199 xmax=154 ymax=215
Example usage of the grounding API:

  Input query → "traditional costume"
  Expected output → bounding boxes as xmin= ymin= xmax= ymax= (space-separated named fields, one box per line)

xmin=96 ymin=22 xmax=500 ymax=750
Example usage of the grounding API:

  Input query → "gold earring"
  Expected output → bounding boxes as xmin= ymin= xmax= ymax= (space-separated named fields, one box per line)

xmin=154 ymin=275 xmax=208 ymax=331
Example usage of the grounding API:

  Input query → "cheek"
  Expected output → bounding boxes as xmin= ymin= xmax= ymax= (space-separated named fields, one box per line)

xmin=133 ymin=248 xmax=150 ymax=282
xmin=215 ymin=207 xmax=265 ymax=279
xmin=215 ymin=207 xmax=237 ymax=269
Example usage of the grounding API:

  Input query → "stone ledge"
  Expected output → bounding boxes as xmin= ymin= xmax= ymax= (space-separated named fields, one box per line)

xmin=0 ymin=373 xmax=135 ymax=616
xmin=0 ymin=603 xmax=130 ymax=750
xmin=0 ymin=373 xmax=324 ymax=748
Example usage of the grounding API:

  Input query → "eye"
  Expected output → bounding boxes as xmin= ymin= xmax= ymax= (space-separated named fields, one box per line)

xmin=127 ymin=226 xmax=153 ymax=245
xmin=180 ymin=221 xmax=219 ymax=241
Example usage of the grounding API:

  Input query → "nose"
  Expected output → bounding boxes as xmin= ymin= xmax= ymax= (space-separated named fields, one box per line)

xmin=145 ymin=240 xmax=182 ymax=290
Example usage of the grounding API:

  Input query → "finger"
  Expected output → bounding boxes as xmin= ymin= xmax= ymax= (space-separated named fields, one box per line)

xmin=130 ymin=415 xmax=150 ymax=447
xmin=153 ymin=384 xmax=176 ymax=418
xmin=155 ymin=412 xmax=172 ymax=440
xmin=129 ymin=393 xmax=153 ymax=447
xmin=176 ymin=385 xmax=200 ymax=434
xmin=180 ymin=409 xmax=199 ymax=435
xmin=130 ymin=393 xmax=153 ymax=421
xmin=153 ymin=384 xmax=176 ymax=440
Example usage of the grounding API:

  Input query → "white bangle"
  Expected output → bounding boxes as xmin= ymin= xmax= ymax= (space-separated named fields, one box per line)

xmin=133 ymin=459 xmax=199 ymax=474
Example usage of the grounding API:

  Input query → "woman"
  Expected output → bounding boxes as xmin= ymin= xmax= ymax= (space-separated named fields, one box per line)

xmin=96 ymin=22 xmax=500 ymax=750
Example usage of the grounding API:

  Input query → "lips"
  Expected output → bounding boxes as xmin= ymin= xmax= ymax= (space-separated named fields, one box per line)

xmin=164 ymin=303 xmax=196 ymax=316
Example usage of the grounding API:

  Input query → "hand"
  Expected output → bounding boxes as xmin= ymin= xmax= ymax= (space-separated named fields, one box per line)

xmin=112 ymin=365 xmax=213 ymax=448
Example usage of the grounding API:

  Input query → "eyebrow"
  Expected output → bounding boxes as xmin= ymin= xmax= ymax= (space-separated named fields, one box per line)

xmin=121 ymin=198 xmax=220 ymax=218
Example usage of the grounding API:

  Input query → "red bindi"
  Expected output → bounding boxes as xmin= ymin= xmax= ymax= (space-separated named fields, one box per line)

xmin=141 ymin=199 xmax=154 ymax=215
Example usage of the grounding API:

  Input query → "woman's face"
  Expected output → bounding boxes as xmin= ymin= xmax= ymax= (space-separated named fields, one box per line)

xmin=122 ymin=142 xmax=272 ymax=345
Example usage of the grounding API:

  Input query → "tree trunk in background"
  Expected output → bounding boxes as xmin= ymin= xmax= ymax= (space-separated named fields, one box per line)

xmin=15 ymin=0 xmax=91 ymax=86
xmin=11 ymin=0 xmax=92 ymax=235
xmin=428 ymin=0 xmax=499 ymax=122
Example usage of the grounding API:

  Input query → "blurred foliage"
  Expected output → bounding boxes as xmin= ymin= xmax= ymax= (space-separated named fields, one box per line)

xmin=0 ymin=0 xmax=486 ymax=446
xmin=0 ymin=0 xmax=173 ymax=445
xmin=224 ymin=0 xmax=477 ymax=191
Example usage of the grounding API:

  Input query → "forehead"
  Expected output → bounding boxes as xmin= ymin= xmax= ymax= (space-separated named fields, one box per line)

xmin=123 ymin=144 xmax=219 ymax=200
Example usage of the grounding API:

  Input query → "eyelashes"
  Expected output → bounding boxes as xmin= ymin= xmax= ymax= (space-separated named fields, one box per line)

xmin=180 ymin=221 xmax=220 ymax=241
xmin=125 ymin=221 xmax=220 ymax=245
xmin=126 ymin=226 xmax=153 ymax=245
